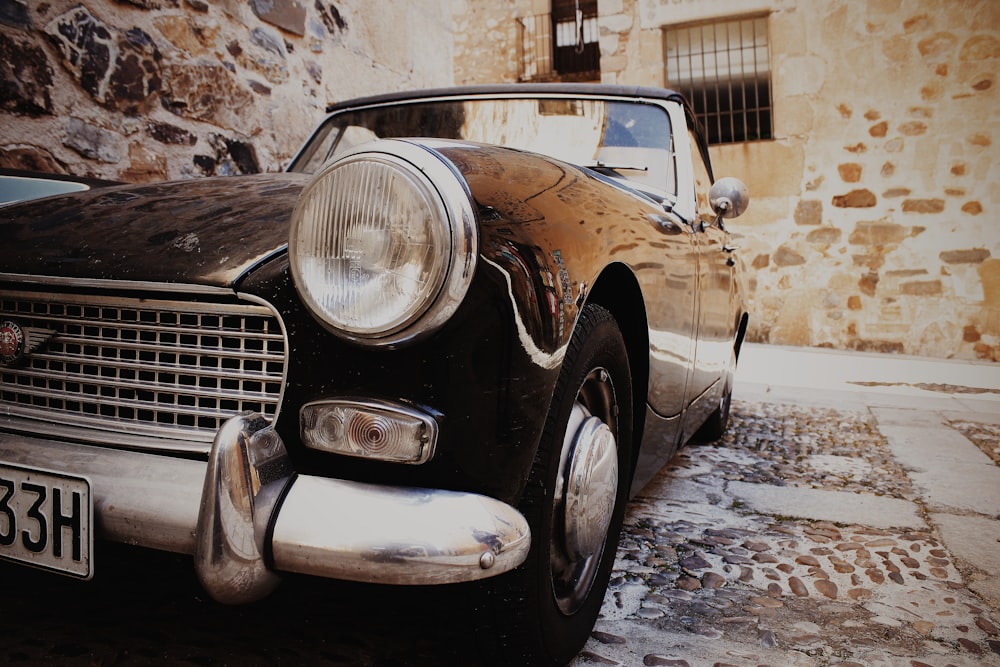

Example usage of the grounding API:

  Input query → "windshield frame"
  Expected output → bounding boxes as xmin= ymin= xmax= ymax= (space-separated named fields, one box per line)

xmin=288 ymin=89 xmax=682 ymax=204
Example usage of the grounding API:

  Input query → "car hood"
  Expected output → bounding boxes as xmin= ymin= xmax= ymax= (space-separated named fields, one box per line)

xmin=0 ymin=172 xmax=310 ymax=288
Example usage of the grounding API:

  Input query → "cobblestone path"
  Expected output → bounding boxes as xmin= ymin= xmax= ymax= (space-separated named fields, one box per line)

xmin=575 ymin=401 xmax=1000 ymax=667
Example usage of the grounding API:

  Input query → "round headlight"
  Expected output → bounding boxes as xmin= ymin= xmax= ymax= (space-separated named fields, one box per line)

xmin=289 ymin=140 xmax=477 ymax=345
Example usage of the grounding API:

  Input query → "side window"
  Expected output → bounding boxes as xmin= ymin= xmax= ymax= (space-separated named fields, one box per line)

xmin=688 ymin=128 xmax=715 ymax=226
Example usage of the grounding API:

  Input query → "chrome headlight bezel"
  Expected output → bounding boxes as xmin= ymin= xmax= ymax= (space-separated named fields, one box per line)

xmin=289 ymin=140 xmax=478 ymax=346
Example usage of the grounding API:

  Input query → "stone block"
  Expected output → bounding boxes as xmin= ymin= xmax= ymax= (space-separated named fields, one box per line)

xmin=959 ymin=34 xmax=1000 ymax=60
xmin=979 ymin=260 xmax=1000 ymax=335
xmin=122 ymin=141 xmax=168 ymax=183
xmin=849 ymin=220 xmax=906 ymax=246
xmin=250 ymin=0 xmax=306 ymax=36
xmin=900 ymin=280 xmax=943 ymax=296
xmin=833 ymin=190 xmax=877 ymax=208
xmin=154 ymin=15 xmax=219 ymax=57
xmin=63 ymin=117 xmax=123 ymax=163
xmin=0 ymin=146 xmax=63 ymax=172
xmin=146 ymin=121 xmax=196 ymax=145
xmin=162 ymin=63 xmax=253 ymax=127
xmin=869 ymin=121 xmax=888 ymax=137
xmin=712 ymin=142 xmax=804 ymax=198
xmin=837 ymin=163 xmax=862 ymax=182
xmin=794 ymin=199 xmax=822 ymax=226
xmin=0 ymin=0 xmax=30 ymax=30
xmin=44 ymin=7 xmax=162 ymax=113
xmin=917 ymin=32 xmax=958 ymax=63
xmin=858 ymin=272 xmax=879 ymax=297
xmin=806 ymin=227 xmax=842 ymax=244
xmin=940 ymin=248 xmax=991 ymax=264
xmin=898 ymin=121 xmax=927 ymax=136
xmin=0 ymin=31 xmax=53 ymax=115
xmin=902 ymin=199 xmax=945 ymax=213
xmin=774 ymin=246 xmax=806 ymax=267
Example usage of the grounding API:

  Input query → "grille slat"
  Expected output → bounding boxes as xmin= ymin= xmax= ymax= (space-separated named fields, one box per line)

xmin=21 ymin=354 xmax=281 ymax=382
xmin=5 ymin=369 xmax=279 ymax=404
xmin=5 ymin=383 xmax=267 ymax=419
xmin=18 ymin=313 xmax=285 ymax=342
xmin=29 ymin=339 xmax=286 ymax=362
xmin=1 ymin=289 xmax=287 ymax=449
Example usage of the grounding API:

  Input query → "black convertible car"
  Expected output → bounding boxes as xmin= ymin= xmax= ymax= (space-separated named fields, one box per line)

xmin=0 ymin=84 xmax=748 ymax=665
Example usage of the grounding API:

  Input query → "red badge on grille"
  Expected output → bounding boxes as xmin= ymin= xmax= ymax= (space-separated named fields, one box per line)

xmin=0 ymin=319 xmax=25 ymax=365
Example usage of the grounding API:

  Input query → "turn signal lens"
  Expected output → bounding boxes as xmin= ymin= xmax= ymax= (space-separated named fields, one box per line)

xmin=301 ymin=399 xmax=437 ymax=464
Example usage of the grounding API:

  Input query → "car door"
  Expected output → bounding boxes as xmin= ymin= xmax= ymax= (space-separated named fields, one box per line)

xmin=683 ymin=128 xmax=737 ymax=439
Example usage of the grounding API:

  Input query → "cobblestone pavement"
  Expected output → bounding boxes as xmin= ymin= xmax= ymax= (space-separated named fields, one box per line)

xmin=2 ymin=398 xmax=998 ymax=666
xmin=572 ymin=401 xmax=1000 ymax=667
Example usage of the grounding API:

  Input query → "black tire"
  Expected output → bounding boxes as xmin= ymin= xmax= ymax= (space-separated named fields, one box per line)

xmin=693 ymin=346 xmax=736 ymax=442
xmin=477 ymin=304 xmax=633 ymax=666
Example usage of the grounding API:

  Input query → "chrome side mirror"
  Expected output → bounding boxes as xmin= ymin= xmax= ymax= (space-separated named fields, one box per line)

xmin=710 ymin=177 xmax=750 ymax=220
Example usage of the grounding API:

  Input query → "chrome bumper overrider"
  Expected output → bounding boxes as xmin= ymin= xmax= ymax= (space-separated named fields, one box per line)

xmin=0 ymin=414 xmax=531 ymax=603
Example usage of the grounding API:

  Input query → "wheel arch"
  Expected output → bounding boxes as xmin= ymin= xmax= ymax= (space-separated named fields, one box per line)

xmin=584 ymin=263 xmax=649 ymax=481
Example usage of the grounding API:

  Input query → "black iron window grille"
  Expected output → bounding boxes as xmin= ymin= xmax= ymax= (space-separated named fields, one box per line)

xmin=665 ymin=16 xmax=773 ymax=145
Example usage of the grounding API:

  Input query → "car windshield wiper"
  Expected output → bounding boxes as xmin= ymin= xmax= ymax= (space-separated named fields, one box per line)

xmin=583 ymin=161 xmax=649 ymax=173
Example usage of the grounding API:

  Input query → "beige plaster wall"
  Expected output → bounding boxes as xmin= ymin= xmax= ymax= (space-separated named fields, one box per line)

xmin=0 ymin=0 xmax=454 ymax=181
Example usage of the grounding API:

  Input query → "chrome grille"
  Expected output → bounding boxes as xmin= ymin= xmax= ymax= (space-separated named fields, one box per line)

xmin=0 ymin=288 xmax=286 ymax=452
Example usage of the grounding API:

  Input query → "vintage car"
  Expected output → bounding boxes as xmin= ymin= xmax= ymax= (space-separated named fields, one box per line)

xmin=0 ymin=84 xmax=748 ymax=665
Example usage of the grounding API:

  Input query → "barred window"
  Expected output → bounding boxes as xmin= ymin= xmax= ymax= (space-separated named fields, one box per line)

xmin=665 ymin=16 xmax=773 ymax=145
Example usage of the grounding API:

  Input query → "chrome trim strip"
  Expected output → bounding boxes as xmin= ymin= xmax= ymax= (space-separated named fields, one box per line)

xmin=0 ymin=417 xmax=532 ymax=592
xmin=0 ymin=273 xmax=235 ymax=295
xmin=0 ymin=414 xmax=212 ymax=453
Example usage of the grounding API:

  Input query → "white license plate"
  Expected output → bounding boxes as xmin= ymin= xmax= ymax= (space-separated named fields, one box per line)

xmin=0 ymin=462 xmax=93 ymax=579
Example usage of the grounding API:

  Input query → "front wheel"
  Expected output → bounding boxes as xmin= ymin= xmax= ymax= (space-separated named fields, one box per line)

xmin=477 ymin=304 xmax=633 ymax=666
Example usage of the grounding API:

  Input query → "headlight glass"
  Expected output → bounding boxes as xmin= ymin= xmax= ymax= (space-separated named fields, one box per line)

xmin=290 ymin=142 xmax=476 ymax=344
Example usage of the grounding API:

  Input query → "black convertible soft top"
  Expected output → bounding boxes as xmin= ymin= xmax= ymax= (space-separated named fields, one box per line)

xmin=325 ymin=83 xmax=684 ymax=114
xmin=323 ymin=83 xmax=712 ymax=179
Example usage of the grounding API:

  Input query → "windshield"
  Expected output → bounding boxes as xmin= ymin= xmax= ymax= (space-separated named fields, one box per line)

xmin=290 ymin=97 xmax=676 ymax=198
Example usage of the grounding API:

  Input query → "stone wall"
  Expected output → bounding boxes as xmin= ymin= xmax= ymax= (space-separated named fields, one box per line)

xmin=0 ymin=0 xmax=454 ymax=182
xmin=701 ymin=0 xmax=999 ymax=362
xmin=453 ymin=0 xmax=999 ymax=362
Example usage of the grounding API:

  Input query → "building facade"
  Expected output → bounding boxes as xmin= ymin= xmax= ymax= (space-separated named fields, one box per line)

xmin=1 ymin=0 xmax=454 ymax=180
xmin=455 ymin=0 xmax=1000 ymax=362
xmin=1 ymin=0 xmax=997 ymax=361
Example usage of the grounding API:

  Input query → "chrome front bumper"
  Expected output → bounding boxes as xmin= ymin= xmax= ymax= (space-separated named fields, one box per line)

xmin=0 ymin=414 xmax=531 ymax=603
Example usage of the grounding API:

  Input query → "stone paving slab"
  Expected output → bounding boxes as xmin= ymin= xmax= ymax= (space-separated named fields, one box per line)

xmin=726 ymin=481 xmax=924 ymax=530
xmin=932 ymin=513 xmax=1000 ymax=611
xmin=875 ymin=409 xmax=1000 ymax=516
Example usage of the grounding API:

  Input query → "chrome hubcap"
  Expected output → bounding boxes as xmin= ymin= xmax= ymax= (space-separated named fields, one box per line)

xmin=563 ymin=405 xmax=618 ymax=560
xmin=551 ymin=367 xmax=619 ymax=615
